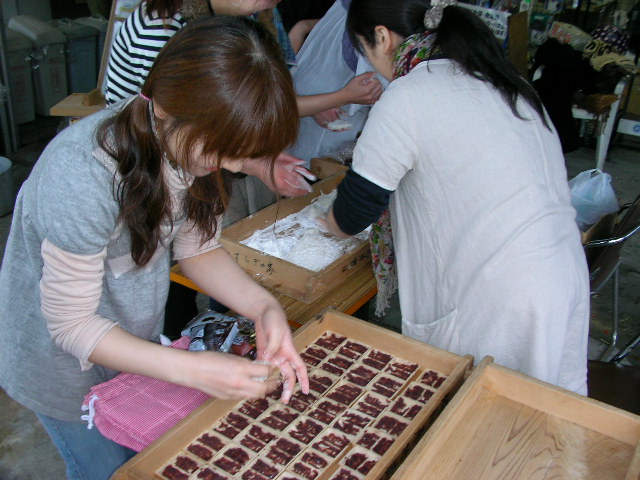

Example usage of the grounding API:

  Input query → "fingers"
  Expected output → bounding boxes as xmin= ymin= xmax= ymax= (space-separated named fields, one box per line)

xmin=352 ymin=73 xmax=382 ymax=105
xmin=291 ymin=357 xmax=309 ymax=395
xmin=283 ymin=177 xmax=312 ymax=195
xmin=276 ymin=152 xmax=302 ymax=166
xmin=277 ymin=165 xmax=315 ymax=196
xmin=293 ymin=166 xmax=316 ymax=182
xmin=357 ymin=71 xmax=376 ymax=85
xmin=315 ymin=216 xmax=329 ymax=231
xmin=274 ymin=358 xmax=296 ymax=404
xmin=226 ymin=361 xmax=276 ymax=400
xmin=254 ymin=332 xmax=268 ymax=362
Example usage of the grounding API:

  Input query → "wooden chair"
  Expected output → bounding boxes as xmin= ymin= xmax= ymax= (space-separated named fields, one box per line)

xmin=583 ymin=193 xmax=640 ymax=361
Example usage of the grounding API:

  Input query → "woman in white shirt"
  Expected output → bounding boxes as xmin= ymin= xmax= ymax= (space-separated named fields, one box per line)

xmin=324 ymin=0 xmax=590 ymax=394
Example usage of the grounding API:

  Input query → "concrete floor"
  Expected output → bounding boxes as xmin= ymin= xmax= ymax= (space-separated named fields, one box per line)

xmin=0 ymin=116 xmax=639 ymax=479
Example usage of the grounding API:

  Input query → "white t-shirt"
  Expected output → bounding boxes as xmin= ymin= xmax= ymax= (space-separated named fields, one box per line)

xmin=352 ymin=59 xmax=590 ymax=394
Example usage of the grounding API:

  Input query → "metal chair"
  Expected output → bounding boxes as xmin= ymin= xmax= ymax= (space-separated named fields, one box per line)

xmin=583 ymin=193 xmax=640 ymax=362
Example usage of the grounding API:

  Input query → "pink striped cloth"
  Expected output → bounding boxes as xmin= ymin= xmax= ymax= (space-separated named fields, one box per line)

xmin=81 ymin=336 xmax=209 ymax=452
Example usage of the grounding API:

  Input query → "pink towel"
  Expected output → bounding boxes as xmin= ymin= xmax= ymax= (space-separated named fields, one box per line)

xmin=81 ymin=336 xmax=209 ymax=452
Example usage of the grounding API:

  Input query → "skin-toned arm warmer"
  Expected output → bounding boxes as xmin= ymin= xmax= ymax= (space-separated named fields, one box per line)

xmin=40 ymin=239 xmax=118 ymax=371
xmin=172 ymin=218 xmax=223 ymax=261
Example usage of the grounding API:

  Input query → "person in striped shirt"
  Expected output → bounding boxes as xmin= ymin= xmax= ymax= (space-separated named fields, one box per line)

xmin=105 ymin=0 xmax=383 ymax=130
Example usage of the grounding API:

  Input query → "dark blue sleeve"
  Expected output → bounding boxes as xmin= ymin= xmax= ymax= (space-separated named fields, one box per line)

xmin=333 ymin=168 xmax=393 ymax=235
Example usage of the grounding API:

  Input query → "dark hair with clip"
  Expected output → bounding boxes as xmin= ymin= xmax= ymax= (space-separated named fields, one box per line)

xmin=97 ymin=16 xmax=298 ymax=266
xmin=346 ymin=0 xmax=548 ymax=126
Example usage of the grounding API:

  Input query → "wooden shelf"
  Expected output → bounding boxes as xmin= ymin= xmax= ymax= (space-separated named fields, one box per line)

xmin=49 ymin=92 xmax=105 ymax=118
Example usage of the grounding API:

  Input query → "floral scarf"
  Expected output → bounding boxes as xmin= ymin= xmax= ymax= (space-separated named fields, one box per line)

xmin=371 ymin=32 xmax=438 ymax=317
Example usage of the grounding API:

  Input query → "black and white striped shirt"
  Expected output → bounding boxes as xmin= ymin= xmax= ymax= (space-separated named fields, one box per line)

xmin=105 ymin=2 xmax=186 ymax=105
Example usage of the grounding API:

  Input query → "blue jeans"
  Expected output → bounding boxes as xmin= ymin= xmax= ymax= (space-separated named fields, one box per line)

xmin=36 ymin=413 xmax=137 ymax=480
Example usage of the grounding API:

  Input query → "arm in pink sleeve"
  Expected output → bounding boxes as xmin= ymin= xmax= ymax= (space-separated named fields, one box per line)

xmin=40 ymin=239 xmax=118 ymax=371
xmin=172 ymin=217 xmax=222 ymax=261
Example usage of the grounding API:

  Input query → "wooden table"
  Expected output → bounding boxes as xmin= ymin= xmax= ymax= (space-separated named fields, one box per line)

xmin=170 ymin=263 xmax=377 ymax=329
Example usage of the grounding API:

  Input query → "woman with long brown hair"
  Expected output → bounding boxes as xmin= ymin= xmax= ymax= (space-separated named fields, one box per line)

xmin=0 ymin=17 xmax=308 ymax=480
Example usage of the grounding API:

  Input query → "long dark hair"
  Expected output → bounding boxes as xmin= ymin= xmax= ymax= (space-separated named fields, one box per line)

xmin=97 ymin=16 xmax=298 ymax=266
xmin=347 ymin=0 xmax=548 ymax=126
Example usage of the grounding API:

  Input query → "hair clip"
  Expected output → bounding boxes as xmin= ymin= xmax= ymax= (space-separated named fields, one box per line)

xmin=139 ymin=92 xmax=151 ymax=101
xmin=424 ymin=0 xmax=457 ymax=29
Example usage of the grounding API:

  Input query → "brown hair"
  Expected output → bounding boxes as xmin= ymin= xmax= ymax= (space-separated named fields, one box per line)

xmin=146 ymin=0 xmax=182 ymax=19
xmin=97 ymin=16 xmax=298 ymax=266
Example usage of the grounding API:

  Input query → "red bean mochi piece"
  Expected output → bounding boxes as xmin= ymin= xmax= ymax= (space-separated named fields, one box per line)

xmin=311 ymin=429 xmax=350 ymax=457
xmin=246 ymin=457 xmax=282 ymax=480
xmin=374 ymin=413 xmax=409 ymax=437
xmin=419 ymin=369 xmax=447 ymax=388
xmin=197 ymin=467 xmax=233 ymax=479
xmin=326 ymin=382 xmax=362 ymax=406
xmin=356 ymin=429 xmax=395 ymax=456
xmin=238 ymin=398 xmax=271 ymax=419
xmin=353 ymin=392 xmax=390 ymax=418
xmin=288 ymin=389 xmax=318 ymax=413
xmin=390 ymin=396 xmax=423 ymax=419
xmin=314 ymin=332 xmax=346 ymax=350
xmin=346 ymin=365 xmax=377 ymax=387
xmin=384 ymin=359 xmax=419 ymax=380
xmin=286 ymin=417 xmax=325 ymax=444
xmin=362 ymin=349 xmax=392 ymax=370
xmin=370 ymin=375 xmax=404 ymax=398
xmin=196 ymin=432 xmax=227 ymax=451
xmin=333 ymin=409 xmax=374 ymax=438
xmin=307 ymin=372 xmax=339 ymax=394
xmin=403 ymin=382 xmax=436 ymax=404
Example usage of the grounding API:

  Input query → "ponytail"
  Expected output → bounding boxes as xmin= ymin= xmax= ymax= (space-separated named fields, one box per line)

xmin=434 ymin=6 xmax=548 ymax=126
xmin=97 ymin=95 xmax=177 ymax=267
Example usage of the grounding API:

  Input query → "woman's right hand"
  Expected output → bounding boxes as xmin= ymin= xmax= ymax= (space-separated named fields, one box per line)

xmin=179 ymin=349 xmax=280 ymax=400
xmin=313 ymin=108 xmax=345 ymax=129
xmin=342 ymin=72 xmax=383 ymax=106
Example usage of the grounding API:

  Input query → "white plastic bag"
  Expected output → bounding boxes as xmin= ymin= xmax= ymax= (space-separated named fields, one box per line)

xmin=569 ymin=169 xmax=619 ymax=231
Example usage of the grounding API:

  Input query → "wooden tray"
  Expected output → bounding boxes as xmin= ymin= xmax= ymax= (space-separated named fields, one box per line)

xmin=309 ymin=157 xmax=349 ymax=180
xmin=112 ymin=310 xmax=473 ymax=480
xmin=220 ymin=175 xmax=371 ymax=304
xmin=391 ymin=357 xmax=640 ymax=480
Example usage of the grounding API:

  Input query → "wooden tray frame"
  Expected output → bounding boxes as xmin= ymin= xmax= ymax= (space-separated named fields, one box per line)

xmin=309 ymin=157 xmax=349 ymax=180
xmin=391 ymin=357 xmax=640 ymax=480
xmin=112 ymin=310 xmax=473 ymax=480
xmin=220 ymin=174 xmax=371 ymax=304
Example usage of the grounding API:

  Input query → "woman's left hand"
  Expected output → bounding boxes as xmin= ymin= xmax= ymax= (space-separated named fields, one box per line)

xmin=253 ymin=305 xmax=309 ymax=404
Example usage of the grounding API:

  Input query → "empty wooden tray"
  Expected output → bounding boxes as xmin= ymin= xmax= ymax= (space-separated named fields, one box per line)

xmin=392 ymin=357 xmax=640 ymax=480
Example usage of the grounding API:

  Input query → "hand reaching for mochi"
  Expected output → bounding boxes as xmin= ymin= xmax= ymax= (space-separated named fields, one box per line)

xmin=274 ymin=153 xmax=317 ymax=196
